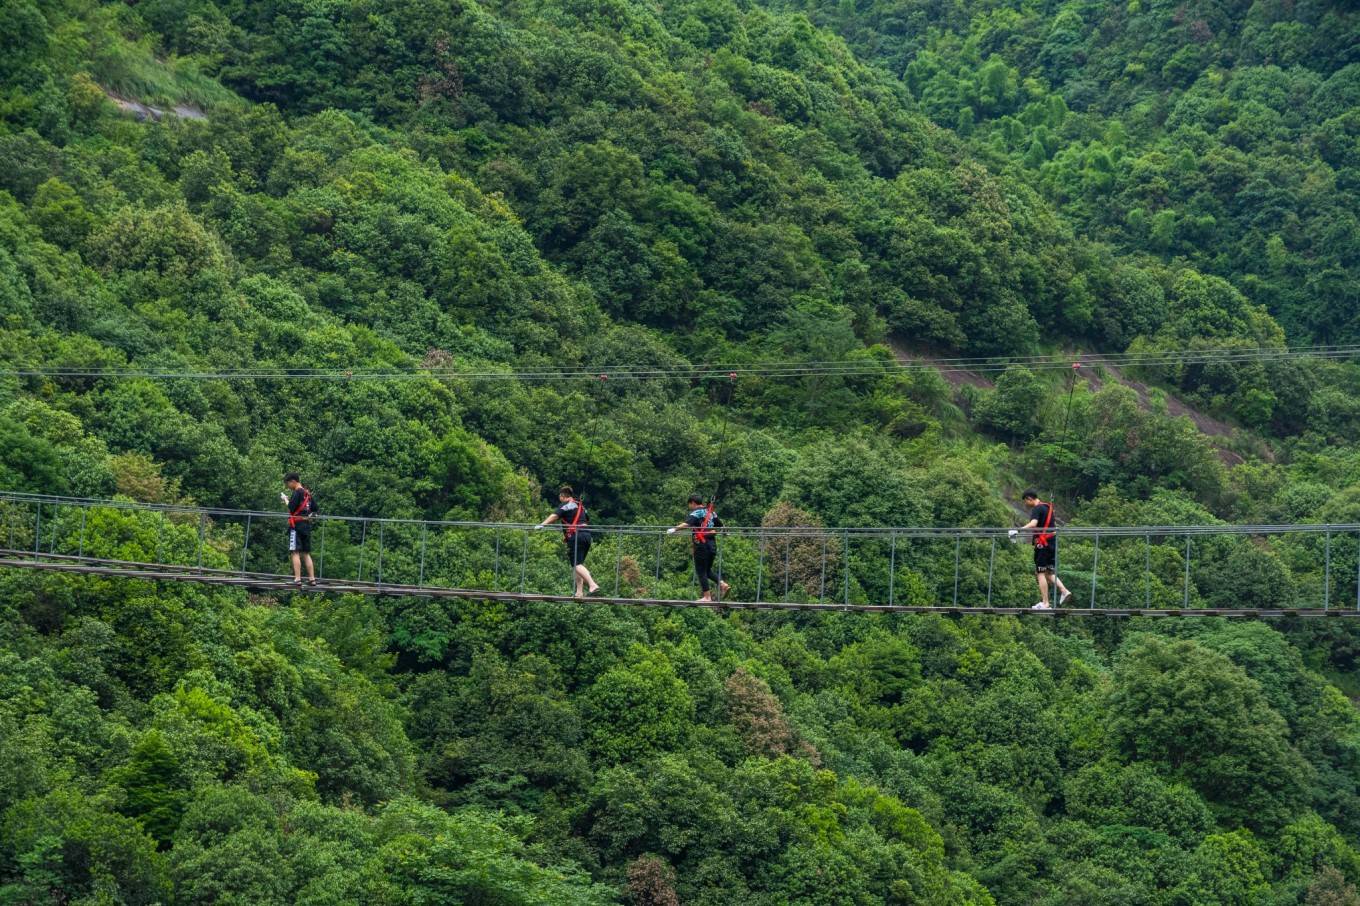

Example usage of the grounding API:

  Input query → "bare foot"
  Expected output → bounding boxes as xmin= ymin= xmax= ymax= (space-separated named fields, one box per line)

xmin=588 ymin=585 xmax=601 ymax=595
xmin=719 ymin=581 xmax=731 ymax=597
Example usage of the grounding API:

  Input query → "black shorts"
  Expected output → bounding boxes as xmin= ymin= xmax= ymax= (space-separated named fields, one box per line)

xmin=564 ymin=532 xmax=591 ymax=566
xmin=289 ymin=528 xmax=312 ymax=553
xmin=1034 ymin=543 xmax=1055 ymax=573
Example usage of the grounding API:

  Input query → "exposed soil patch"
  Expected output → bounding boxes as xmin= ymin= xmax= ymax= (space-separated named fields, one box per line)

xmin=890 ymin=340 xmax=1255 ymax=466
xmin=104 ymin=89 xmax=207 ymax=122
xmin=887 ymin=340 xmax=994 ymax=390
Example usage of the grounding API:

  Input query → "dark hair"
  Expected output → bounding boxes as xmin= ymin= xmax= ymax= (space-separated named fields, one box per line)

xmin=1021 ymin=489 xmax=1039 ymax=500
xmin=687 ymin=495 xmax=704 ymax=506
xmin=558 ymin=485 xmax=574 ymax=498
xmin=284 ymin=472 xmax=300 ymax=483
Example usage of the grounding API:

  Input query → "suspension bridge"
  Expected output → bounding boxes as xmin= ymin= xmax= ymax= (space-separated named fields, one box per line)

xmin=3 ymin=492 xmax=1360 ymax=618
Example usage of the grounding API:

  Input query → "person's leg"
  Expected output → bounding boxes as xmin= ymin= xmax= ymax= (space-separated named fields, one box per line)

xmin=303 ymin=553 xmax=315 ymax=581
xmin=290 ymin=551 xmax=302 ymax=582
xmin=1036 ymin=570 xmax=1051 ymax=605
xmin=694 ymin=548 xmax=712 ymax=600
xmin=575 ymin=564 xmax=598 ymax=593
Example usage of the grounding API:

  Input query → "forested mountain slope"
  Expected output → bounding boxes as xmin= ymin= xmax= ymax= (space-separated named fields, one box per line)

xmin=2 ymin=0 xmax=1360 ymax=903
xmin=766 ymin=0 xmax=1360 ymax=345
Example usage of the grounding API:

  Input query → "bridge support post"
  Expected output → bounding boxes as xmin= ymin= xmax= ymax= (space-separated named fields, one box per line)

xmin=953 ymin=536 xmax=961 ymax=607
xmin=419 ymin=524 xmax=428 ymax=587
xmin=1090 ymin=533 xmax=1099 ymax=609
xmin=986 ymin=536 xmax=995 ymax=606
xmin=1145 ymin=533 xmax=1151 ymax=607
xmin=819 ymin=533 xmax=828 ymax=604
xmin=241 ymin=514 xmax=251 ymax=574
xmin=1324 ymin=530 xmax=1331 ymax=610
xmin=521 ymin=529 xmax=529 ymax=594
xmin=844 ymin=529 xmax=850 ymax=608
xmin=756 ymin=530 xmax=765 ymax=603
xmin=889 ymin=531 xmax=897 ymax=606
xmin=1183 ymin=534 xmax=1191 ymax=608
xmin=196 ymin=512 xmax=205 ymax=573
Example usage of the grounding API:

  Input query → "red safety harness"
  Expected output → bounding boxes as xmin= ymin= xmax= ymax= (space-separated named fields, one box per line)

xmin=288 ymin=487 xmax=312 ymax=529
xmin=1035 ymin=501 xmax=1054 ymax=547
xmin=694 ymin=503 xmax=715 ymax=544
xmin=563 ymin=499 xmax=585 ymax=539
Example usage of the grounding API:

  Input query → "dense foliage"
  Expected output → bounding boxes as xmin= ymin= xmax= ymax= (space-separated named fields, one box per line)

xmin=2 ymin=0 xmax=1360 ymax=902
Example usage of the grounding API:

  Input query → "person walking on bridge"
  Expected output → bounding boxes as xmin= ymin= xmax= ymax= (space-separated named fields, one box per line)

xmin=280 ymin=472 xmax=317 ymax=587
xmin=535 ymin=486 xmax=601 ymax=598
xmin=668 ymin=495 xmax=730 ymax=602
xmin=1010 ymin=490 xmax=1071 ymax=609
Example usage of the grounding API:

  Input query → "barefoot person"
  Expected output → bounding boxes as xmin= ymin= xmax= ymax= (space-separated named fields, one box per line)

xmin=1010 ymin=490 xmax=1071 ymax=609
xmin=280 ymin=472 xmax=317 ymax=587
xmin=667 ymin=495 xmax=730 ymax=602
xmin=535 ymin=486 xmax=600 ymax=597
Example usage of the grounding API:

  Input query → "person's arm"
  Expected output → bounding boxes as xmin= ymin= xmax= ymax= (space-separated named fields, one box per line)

xmin=1009 ymin=517 xmax=1038 ymax=540
xmin=535 ymin=512 xmax=561 ymax=530
xmin=665 ymin=520 xmax=689 ymax=535
xmin=1020 ymin=518 xmax=1038 ymax=529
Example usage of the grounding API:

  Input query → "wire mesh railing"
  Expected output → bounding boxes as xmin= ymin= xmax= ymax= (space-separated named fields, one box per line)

xmin=0 ymin=491 xmax=1357 ymax=613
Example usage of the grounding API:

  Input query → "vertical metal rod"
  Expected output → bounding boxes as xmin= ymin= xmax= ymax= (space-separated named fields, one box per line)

xmin=843 ymin=529 xmax=850 ymax=607
xmin=614 ymin=537 xmax=622 ymax=597
xmin=986 ymin=536 xmax=996 ymax=606
xmin=1355 ymin=532 xmax=1359 ymax=612
xmin=196 ymin=512 xmax=206 ymax=572
xmin=77 ymin=507 xmax=87 ymax=559
xmin=783 ymin=539 xmax=791 ymax=599
xmin=1183 ymin=534 xmax=1191 ymax=608
xmin=317 ymin=520 xmax=325 ymax=579
xmin=49 ymin=503 xmax=59 ymax=553
xmin=418 ymin=524 xmax=428 ymax=586
xmin=520 ymin=529 xmax=529 ymax=594
xmin=1090 ymin=533 xmax=1099 ymax=609
xmin=1324 ymin=530 xmax=1331 ymax=610
xmin=952 ymin=536 xmax=961 ymax=607
xmin=357 ymin=520 xmax=367 ymax=582
xmin=154 ymin=515 xmax=163 ymax=566
xmin=717 ymin=537 xmax=725 ymax=598
xmin=654 ymin=534 xmax=663 ymax=588
xmin=1145 ymin=532 xmax=1151 ymax=607
xmin=241 ymin=514 xmax=252 ymax=574
xmin=819 ymin=533 xmax=828 ymax=604
xmin=32 ymin=502 xmax=41 ymax=559
xmin=755 ymin=531 xmax=765 ymax=603
xmin=888 ymin=531 xmax=898 ymax=606
xmin=376 ymin=522 xmax=385 ymax=586
xmin=493 ymin=529 xmax=501 ymax=591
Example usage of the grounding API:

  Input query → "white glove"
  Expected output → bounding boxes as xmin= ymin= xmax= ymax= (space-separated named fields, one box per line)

xmin=1008 ymin=529 xmax=1018 ymax=542
xmin=666 ymin=527 xmax=677 ymax=535
xmin=280 ymin=492 xmax=290 ymax=504
xmin=533 ymin=523 xmax=545 ymax=531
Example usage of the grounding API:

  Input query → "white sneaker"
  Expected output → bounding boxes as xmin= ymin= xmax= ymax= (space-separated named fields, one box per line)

xmin=1032 ymin=601 xmax=1052 ymax=610
xmin=1058 ymin=591 xmax=1072 ymax=606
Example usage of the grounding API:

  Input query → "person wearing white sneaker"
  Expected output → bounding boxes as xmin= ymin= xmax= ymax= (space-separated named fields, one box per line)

xmin=1010 ymin=490 xmax=1072 ymax=610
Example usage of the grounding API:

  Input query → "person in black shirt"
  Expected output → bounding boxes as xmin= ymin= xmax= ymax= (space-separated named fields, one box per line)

xmin=534 ymin=485 xmax=600 ymax=597
xmin=1010 ymin=489 xmax=1071 ymax=609
xmin=667 ymin=495 xmax=730 ymax=602
xmin=280 ymin=472 xmax=317 ymax=587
